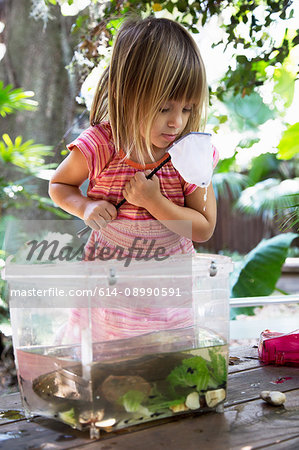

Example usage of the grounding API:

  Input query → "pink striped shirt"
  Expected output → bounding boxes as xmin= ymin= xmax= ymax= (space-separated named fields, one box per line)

xmin=63 ymin=122 xmax=219 ymax=344
xmin=67 ymin=122 xmax=219 ymax=257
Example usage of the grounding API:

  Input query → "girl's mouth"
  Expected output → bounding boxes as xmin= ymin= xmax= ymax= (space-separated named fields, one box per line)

xmin=162 ymin=134 xmax=177 ymax=143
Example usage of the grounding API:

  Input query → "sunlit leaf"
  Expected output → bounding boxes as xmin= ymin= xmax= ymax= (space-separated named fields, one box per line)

xmin=274 ymin=67 xmax=295 ymax=108
xmin=0 ymin=134 xmax=52 ymax=168
xmin=0 ymin=81 xmax=38 ymax=116
xmin=277 ymin=122 xmax=299 ymax=160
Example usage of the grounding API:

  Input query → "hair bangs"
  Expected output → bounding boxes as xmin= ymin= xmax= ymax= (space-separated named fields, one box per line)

xmin=170 ymin=63 xmax=204 ymax=107
xmin=165 ymin=36 xmax=205 ymax=107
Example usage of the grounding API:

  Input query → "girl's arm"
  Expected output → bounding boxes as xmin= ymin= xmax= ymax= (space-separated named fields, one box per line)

xmin=123 ymin=172 xmax=216 ymax=242
xmin=49 ymin=147 xmax=117 ymax=229
xmin=147 ymin=184 xmax=216 ymax=242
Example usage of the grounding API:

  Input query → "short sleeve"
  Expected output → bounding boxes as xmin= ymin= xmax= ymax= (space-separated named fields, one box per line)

xmin=67 ymin=122 xmax=115 ymax=180
xmin=182 ymin=144 xmax=220 ymax=196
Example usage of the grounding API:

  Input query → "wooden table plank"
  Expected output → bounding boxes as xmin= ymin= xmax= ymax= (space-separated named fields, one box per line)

xmin=0 ymin=392 xmax=21 ymax=409
xmin=227 ymin=365 xmax=299 ymax=405
xmin=71 ymin=390 xmax=299 ymax=450
xmin=1 ymin=391 xmax=298 ymax=450
xmin=229 ymin=345 xmax=262 ymax=373
xmin=261 ymin=437 xmax=299 ymax=450
xmin=1 ymin=392 xmax=298 ymax=450
xmin=0 ymin=393 xmax=25 ymax=426
xmin=0 ymin=347 xmax=298 ymax=449
xmin=0 ymin=417 xmax=91 ymax=449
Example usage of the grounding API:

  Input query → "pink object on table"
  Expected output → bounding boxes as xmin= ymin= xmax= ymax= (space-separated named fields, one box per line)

xmin=258 ymin=329 xmax=299 ymax=366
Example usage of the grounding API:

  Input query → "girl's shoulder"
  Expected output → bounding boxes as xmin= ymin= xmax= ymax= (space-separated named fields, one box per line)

xmin=80 ymin=121 xmax=114 ymax=149
xmin=67 ymin=121 xmax=116 ymax=180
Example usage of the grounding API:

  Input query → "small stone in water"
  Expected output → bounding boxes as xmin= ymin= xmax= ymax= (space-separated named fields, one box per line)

xmin=185 ymin=392 xmax=200 ymax=410
xmin=169 ymin=403 xmax=189 ymax=413
xmin=260 ymin=391 xmax=286 ymax=406
xmin=205 ymin=389 xmax=226 ymax=408
xmin=95 ymin=418 xmax=116 ymax=428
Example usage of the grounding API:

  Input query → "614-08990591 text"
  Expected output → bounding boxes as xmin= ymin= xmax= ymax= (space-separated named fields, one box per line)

xmin=9 ymin=287 xmax=183 ymax=298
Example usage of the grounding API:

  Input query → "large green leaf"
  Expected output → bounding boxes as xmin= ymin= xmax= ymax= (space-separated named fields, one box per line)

xmin=247 ymin=153 xmax=279 ymax=186
xmin=223 ymin=91 xmax=275 ymax=132
xmin=273 ymin=67 xmax=295 ymax=108
xmin=277 ymin=122 xmax=299 ymax=160
xmin=231 ymin=232 xmax=298 ymax=299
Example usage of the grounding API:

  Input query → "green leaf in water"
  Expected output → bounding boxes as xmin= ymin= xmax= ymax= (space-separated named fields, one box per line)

xmin=207 ymin=349 xmax=227 ymax=387
xmin=59 ymin=408 xmax=76 ymax=426
xmin=167 ymin=356 xmax=210 ymax=392
xmin=120 ymin=390 xmax=146 ymax=413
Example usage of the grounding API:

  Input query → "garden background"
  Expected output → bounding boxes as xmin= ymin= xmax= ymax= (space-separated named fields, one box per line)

xmin=0 ymin=0 xmax=298 ymax=391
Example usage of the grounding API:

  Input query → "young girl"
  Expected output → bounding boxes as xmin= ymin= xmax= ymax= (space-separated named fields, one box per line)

xmin=49 ymin=17 xmax=218 ymax=342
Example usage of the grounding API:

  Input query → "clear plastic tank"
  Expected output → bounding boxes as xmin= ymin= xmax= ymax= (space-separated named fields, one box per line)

xmin=5 ymin=254 xmax=233 ymax=438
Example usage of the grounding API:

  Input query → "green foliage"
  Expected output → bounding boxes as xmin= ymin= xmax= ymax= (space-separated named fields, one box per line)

xmin=167 ymin=351 xmax=227 ymax=392
xmin=235 ymin=178 xmax=299 ymax=222
xmin=0 ymin=78 xmax=72 ymax=321
xmin=279 ymin=194 xmax=299 ymax=232
xmin=208 ymin=348 xmax=227 ymax=386
xmin=39 ymin=0 xmax=298 ymax=100
xmin=0 ymin=82 xmax=37 ymax=117
xmin=247 ymin=153 xmax=279 ymax=186
xmin=0 ymin=81 xmax=69 ymax=219
xmin=0 ymin=134 xmax=52 ymax=169
xmin=167 ymin=356 xmax=210 ymax=392
xmin=222 ymin=91 xmax=275 ymax=132
xmin=120 ymin=390 xmax=146 ymax=413
xmin=274 ymin=67 xmax=296 ymax=108
xmin=213 ymin=172 xmax=248 ymax=201
xmin=231 ymin=232 xmax=298 ymax=300
xmin=116 ymin=351 xmax=227 ymax=415
xmin=277 ymin=122 xmax=299 ymax=160
xmin=119 ymin=387 xmax=185 ymax=413
xmin=58 ymin=408 xmax=76 ymax=427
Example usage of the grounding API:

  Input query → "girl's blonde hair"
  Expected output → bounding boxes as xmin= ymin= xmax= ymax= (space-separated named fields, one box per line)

xmin=90 ymin=16 xmax=208 ymax=165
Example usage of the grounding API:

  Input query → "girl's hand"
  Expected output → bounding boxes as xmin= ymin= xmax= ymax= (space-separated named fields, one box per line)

xmin=123 ymin=171 xmax=162 ymax=209
xmin=83 ymin=200 xmax=117 ymax=230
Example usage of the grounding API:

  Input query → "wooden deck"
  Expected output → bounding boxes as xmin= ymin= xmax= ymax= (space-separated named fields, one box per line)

xmin=0 ymin=346 xmax=298 ymax=449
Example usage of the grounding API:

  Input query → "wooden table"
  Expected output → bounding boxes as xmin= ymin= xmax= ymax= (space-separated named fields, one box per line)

xmin=0 ymin=346 xmax=298 ymax=450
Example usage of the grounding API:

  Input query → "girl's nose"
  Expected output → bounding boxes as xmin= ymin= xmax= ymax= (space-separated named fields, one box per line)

xmin=168 ymin=113 xmax=183 ymax=129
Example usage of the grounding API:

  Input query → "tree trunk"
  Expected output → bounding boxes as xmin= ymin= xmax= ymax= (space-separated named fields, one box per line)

xmin=0 ymin=0 xmax=81 ymax=220
xmin=0 ymin=0 xmax=78 ymax=146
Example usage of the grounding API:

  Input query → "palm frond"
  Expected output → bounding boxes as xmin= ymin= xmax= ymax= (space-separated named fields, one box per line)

xmin=213 ymin=172 xmax=248 ymax=201
xmin=0 ymin=134 xmax=52 ymax=168
xmin=235 ymin=178 xmax=299 ymax=221
xmin=0 ymin=82 xmax=38 ymax=117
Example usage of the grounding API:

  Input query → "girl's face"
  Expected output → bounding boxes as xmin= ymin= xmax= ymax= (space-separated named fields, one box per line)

xmin=143 ymin=99 xmax=193 ymax=152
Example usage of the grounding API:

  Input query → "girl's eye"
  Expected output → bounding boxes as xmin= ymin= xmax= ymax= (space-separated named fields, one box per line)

xmin=183 ymin=107 xmax=192 ymax=113
xmin=160 ymin=108 xmax=169 ymax=113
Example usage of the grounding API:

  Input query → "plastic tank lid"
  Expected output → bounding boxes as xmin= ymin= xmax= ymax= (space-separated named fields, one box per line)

xmin=3 ymin=253 xmax=233 ymax=280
